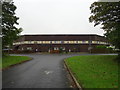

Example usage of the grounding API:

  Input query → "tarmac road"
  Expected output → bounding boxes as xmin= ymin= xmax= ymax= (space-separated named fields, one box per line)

xmin=2 ymin=53 xmax=117 ymax=88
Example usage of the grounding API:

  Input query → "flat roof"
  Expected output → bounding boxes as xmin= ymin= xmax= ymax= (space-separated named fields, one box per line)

xmin=21 ymin=34 xmax=104 ymax=37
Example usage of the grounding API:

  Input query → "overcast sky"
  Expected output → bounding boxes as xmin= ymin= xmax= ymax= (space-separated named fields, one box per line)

xmin=14 ymin=0 xmax=105 ymax=36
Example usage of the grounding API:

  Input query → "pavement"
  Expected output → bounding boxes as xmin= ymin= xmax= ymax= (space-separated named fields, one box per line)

xmin=2 ymin=53 xmax=117 ymax=88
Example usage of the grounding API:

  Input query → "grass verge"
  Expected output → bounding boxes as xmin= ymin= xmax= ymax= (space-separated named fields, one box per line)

xmin=65 ymin=55 xmax=119 ymax=88
xmin=1 ymin=56 xmax=32 ymax=69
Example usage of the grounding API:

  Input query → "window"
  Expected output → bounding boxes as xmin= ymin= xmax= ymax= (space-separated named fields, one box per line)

xmin=67 ymin=41 xmax=77 ymax=44
xmin=59 ymin=41 xmax=62 ymax=43
xmin=31 ymin=41 xmax=35 ymax=44
xmin=20 ymin=42 xmax=23 ymax=44
xmin=43 ymin=41 xmax=46 ymax=44
xmin=81 ymin=41 xmax=84 ymax=43
xmin=21 ymin=48 xmax=24 ymax=51
xmin=98 ymin=41 xmax=100 ymax=44
xmin=64 ymin=41 xmax=69 ymax=44
xmin=63 ymin=47 xmax=65 ymax=50
xmin=69 ymin=41 xmax=74 ymax=44
xmin=68 ymin=41 xmax=71 ymax=43
xmin=103 ymin=42 xmax=106 ymax=44
xmin=13 ymin=42 xmax=21 ymax=45
xmin=78 ymin=41 xmax=82 ymax=43
xmin=105 ymin=42 xmax=108 ymax=44
xmin=54 ymin=47 xmax=59 ymax=50
xmin=55 ymin=41 xmax=61 ymax=44
xmin=92 ymin=41 xmax=96 ymax=44
xmin=13 ymin=43 xmax=16 ymax=45
xmin=46 ymin=41 xmax=51 ymax=43
xmin=41 ymin=41 xmax=50 ymax=44
xmin=27 ymin=47 xmax=32 ymax=50
xmin=24 ymin=41 xmax=29 ymax=44
xmin=92 ymin=41 xmax=101 ymax=44
xmin=52 ymin=41 xmax=55 ymax=44
xmin=85 ymin=41 xmax=89 ymax=43
xmin=54 ymin=47 xmax=57 ymax=50
xmin=51 ymin=41 xmax=61 ymax=44
xmin=16 ymin=42 xmax=20 ymax=45
xmin=100 ymin=42 xmax=105 ymax=44
xmin=74 ymin=41 xmax=77 ymax=43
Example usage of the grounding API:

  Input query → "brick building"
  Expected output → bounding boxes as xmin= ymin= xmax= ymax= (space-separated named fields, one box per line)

xmin=13 ymin=34 xmax=109 ymax=53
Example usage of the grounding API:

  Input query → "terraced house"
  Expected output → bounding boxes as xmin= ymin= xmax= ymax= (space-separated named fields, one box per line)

xmin=13 ymin=34 xmax=109 ymax=53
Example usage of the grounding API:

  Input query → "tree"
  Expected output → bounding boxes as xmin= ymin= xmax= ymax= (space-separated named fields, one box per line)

xmin=1 ymin=0 xmax=22 ymax=51
xmin=89 ymin=2 xmax=120 ymax=58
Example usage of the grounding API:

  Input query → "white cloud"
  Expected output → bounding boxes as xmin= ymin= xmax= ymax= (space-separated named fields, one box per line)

xmin=14 ymin=0 xmax=104 ymax=36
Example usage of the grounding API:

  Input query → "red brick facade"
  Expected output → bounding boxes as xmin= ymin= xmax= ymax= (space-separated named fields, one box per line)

xmin=13 ymin=34 xmax=109 ymax=53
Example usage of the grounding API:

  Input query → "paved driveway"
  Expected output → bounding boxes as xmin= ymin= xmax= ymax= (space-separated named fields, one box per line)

xmin=2 ymin=53 xmax=117 ymax=88
xmin=2 ymin=54 xmax=80 ymax=88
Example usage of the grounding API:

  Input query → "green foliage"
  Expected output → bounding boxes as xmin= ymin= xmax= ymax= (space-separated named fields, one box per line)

xmin=107 ymin=46 xmax=113 ymax=49
xmin=65 ymin=55 xmax=118 ymax=88
xmin=96 ymin=45 xmax=107 ymax=49
xmin=1 ymin=0 xmax=22 ymax=49
xmin=2 ymin=56 xmax=31 ymax=69
xmin=59 ymin=47 xmax=63 ymax=53
xmin=89 ymin=2 xmax=120 ymax=50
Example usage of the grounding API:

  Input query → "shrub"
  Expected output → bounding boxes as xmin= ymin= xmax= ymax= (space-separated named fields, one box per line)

xmin=96 ymin=45 xmax=107 ymax=49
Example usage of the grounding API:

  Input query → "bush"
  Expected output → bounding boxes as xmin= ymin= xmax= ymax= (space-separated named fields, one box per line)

xmin=96 ymin=45 xmax=107 ymax=49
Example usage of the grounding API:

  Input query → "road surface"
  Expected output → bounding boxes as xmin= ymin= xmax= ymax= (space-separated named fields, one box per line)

xmin=2 ymin=53 xmax=117 ymax=88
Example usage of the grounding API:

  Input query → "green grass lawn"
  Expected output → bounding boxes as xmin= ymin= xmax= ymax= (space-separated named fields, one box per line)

xmin=0 ymin=57 xmax=1 ymax=69
xmin=1 ymin=56 xmax=32 ymax=69
xmin=65 ymin=55 xmax=119 ymax=88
